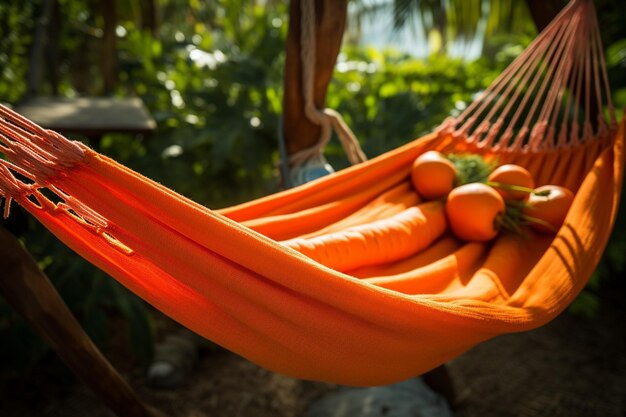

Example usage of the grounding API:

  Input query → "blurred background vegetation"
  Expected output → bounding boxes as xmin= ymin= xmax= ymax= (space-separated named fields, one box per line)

xmin=0 ymin=0 xmax=625 ymax=379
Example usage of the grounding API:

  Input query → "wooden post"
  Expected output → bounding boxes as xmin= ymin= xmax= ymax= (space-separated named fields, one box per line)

xmin=0 ymin=225 xmax=165 ymax=417
xmin=282 ymin=0 xmax=348 ymax=156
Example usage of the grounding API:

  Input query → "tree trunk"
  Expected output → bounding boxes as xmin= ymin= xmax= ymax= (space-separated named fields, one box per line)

xmin=0 ymin=225 xmax=165 ymax=417
xmin=282 ymin=0 xmax=348 ymax=156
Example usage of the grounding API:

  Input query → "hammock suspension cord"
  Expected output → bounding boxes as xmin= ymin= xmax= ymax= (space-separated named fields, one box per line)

xmin=286 ymin=0 xmax=367 ymax=171
xmin=438 ymin=0 xmax=616 ymax=150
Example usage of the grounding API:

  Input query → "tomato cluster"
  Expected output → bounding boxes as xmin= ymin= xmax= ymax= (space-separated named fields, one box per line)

xmin=411 ymin=151 xmax=574 ymax=242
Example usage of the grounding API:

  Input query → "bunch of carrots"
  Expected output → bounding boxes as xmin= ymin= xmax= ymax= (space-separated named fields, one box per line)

xmin=284 ymin=151 xmax=574 ymax=272
xmin=411 ymin=151 xmax=574 ymax=242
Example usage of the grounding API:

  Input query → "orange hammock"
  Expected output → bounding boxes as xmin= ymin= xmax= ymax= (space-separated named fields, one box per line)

xmin=0 ymin=0 xmax=623 ymax=386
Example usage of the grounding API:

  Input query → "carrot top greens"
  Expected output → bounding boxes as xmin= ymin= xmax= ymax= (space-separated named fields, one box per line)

xmin=447 ymin=154 xmax=496 ymax=186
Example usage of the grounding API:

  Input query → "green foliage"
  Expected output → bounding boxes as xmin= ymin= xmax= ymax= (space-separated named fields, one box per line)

xmin=0 ymin=0 xmax=37 ymax=103
xmin=448 ymin=154 xmax=496 ymax=185
xmin=326 ymin=47 xmax=501 ymax=167
xmin=570 ymin=188 xmax=626 ymax=318
xmin=350 ymin=0 xmax=537 ymax=58
xmin=109 ymin=1 xmax=288 ymax=207
xmin=568 ymin=277 xmax=602 ymax=319
xmin=606 ymin=38 xmax=626 ymax=115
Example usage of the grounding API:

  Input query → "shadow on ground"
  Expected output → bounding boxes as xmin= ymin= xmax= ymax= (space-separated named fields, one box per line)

xmin=1 ymin=285 xmax=624 ymax=417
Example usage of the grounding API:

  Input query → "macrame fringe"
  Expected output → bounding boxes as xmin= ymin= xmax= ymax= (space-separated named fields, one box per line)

xmin=0 ymin=104 xmax=86 ymax=218
xmin=0 ymin=104 xmax=126 ymax=255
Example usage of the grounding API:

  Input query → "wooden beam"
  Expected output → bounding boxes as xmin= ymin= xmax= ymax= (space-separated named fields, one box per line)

xmin=282 ymin=0 xmax=348 ymax=156
xmin=0 ymin=225 xmax=164 ymax=417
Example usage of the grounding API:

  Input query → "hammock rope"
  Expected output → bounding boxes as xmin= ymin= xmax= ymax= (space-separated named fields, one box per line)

xmin=287 ymin=0 xmax=367 ymax=170
xmin=0 ymin=0 xmax=623 ymax=386
xmin=439 ymin=0 xmax=616 ymax=151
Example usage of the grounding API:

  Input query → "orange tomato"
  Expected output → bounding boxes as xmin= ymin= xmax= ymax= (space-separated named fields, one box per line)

xmin=445 ymin=183 xmax=505 ymax=242
xmin=523 ymin=185 xmax=574 ymax=233
xmin=411 ymin=151 xmax=457 ymax=200
xmin=487 ymin=164 xmax=535 ymax=200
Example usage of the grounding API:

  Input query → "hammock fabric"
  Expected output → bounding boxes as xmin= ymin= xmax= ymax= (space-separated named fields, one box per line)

xmin=0 ymin=0 xmax=623 ymax=386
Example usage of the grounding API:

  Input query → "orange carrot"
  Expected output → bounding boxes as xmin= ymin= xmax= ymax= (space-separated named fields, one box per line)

xmin=349 ymin=236 xmax=462 ymax=278
xmin=303 ymin=182 xmax=420 ymax=238
xmin=241 ymin=183 xmax=386 ymax=241
xmin=363 ymin=242 xmax=487 ymax=295
xmin=282 ymin=201 xmax=447 ymax=272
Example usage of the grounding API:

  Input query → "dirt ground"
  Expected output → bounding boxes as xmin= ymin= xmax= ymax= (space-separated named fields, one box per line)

xmin=1 ymin=283 xmax=624 ymax=417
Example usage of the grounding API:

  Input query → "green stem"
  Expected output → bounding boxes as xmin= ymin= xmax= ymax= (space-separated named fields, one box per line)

xmin=485 ymin=181 xmax=549 ymax=196
xmin=520 ymin=214 xmax=558 ymax=233
xmin=496 ymin=214 xmax=529 ymax=239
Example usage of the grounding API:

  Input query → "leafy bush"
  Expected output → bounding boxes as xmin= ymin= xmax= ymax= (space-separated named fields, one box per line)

xmin=107 ymin=3 xmax=289 ymax=207
xmin=327 ymin=47 xmax=502 ymax=165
